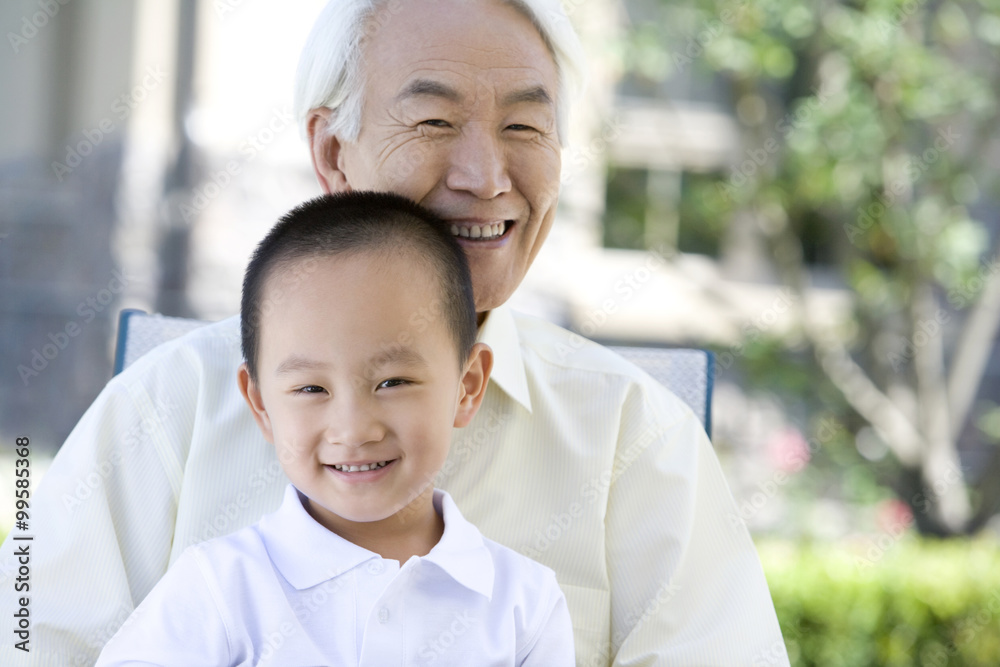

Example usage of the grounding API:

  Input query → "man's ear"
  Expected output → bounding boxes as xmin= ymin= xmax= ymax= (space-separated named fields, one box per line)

xmin=238 ymin=362 xmax=275 ymax=443
xmin=306 ymin=107 xmax=351 ymax=194
xmin=454 ymin=343 xmax=493 ymax=428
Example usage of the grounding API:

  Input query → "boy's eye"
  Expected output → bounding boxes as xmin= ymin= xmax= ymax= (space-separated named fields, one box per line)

xmin=377 ymin=378 xmax=408 ymax=389
xmin=295 ymin=385 xmax=326 ymax=395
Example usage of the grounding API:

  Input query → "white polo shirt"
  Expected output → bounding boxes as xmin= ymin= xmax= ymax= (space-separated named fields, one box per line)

xmin=95 ymin=484 xmax=574 ymax=666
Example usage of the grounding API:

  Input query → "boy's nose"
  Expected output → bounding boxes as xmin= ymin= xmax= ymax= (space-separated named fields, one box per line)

xmin=324 ymin=398 xmax=385 ymax=449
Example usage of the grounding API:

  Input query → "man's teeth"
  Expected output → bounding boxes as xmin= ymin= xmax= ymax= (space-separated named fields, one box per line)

xmin=331 ymin=461 xmax=391 ymax=472
xmin=451 ymin=223 xmax=505 ymax=240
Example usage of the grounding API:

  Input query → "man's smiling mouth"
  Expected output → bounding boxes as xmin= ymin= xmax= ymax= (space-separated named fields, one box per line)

xmin=449 ymin=220 xmax=513 ymax=241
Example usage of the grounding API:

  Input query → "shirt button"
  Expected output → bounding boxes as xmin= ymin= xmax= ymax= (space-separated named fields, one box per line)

xmin=377 ymin=607 xmax=390 ymax=624
xmin=367 ymin=560 xmax=384 ymax=575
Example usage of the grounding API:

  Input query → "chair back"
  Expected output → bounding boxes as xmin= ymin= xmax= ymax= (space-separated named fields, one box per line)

xmin=608 ymin=346 xmax=714 ymax=436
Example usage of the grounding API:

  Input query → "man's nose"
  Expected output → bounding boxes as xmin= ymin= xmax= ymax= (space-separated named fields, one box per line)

xmin=445 ymin=124 xmax=512 ymax=199
xmin=324 ymin=396 xmax=385 ymax=448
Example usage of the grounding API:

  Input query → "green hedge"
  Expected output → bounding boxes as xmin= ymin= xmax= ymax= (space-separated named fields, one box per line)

xmin=760 ymin=538 xmax=1000 ymax=666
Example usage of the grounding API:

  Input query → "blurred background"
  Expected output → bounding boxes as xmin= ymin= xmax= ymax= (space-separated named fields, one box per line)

xmin=2 ymin=0 xmax=1000 ymax=663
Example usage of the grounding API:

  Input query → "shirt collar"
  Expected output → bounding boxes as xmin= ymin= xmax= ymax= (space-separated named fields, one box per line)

xmin=422 ymin=488 xmax=495 ymax=601
xmin=258 ymin=484 xmax=379 ymax=590
xmin=258 ymin=485 xmax=495 ymax=601
xmin=477 ymin=304 xmax=532 ymax=413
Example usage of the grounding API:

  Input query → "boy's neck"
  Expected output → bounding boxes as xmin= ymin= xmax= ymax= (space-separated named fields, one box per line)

xmin=304 ymin=486 xmax=445 ymax=563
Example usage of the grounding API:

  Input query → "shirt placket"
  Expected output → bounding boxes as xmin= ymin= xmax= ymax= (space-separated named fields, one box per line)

xmin=359 ymin=558 xmax=418 ymax=666
xmin=355 ymin=557 xmax=402 ymax=665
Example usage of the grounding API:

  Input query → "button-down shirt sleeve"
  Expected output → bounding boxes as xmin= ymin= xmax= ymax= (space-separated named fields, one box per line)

xmin=604 ymin=383 xmax=785 ymax=665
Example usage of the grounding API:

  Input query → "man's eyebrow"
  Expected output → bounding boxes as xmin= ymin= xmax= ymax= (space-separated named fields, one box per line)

xmin=395 ymin=80 xmax=553 ymax=108
xmin=274 ymin=355 xmax=329 ymax=376
xmin=396 ymin=79 xmax=463 ymax=104
xmin=501 ymin=85 xmax=553 ymax=107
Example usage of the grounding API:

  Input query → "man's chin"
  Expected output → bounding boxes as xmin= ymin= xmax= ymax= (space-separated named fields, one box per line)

xmin=472 ymin=286 xmax=516 ymax=316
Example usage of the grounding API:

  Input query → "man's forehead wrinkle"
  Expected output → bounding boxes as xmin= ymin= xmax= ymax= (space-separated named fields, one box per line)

xmin=388 ymin=57 xmax=554 ymax=94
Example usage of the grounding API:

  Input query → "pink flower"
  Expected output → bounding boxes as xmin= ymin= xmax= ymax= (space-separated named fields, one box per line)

xmin=768 ymin=427 xmax=811 ymax=473
xmin=875 ymin=498 xmax=913 ymax=533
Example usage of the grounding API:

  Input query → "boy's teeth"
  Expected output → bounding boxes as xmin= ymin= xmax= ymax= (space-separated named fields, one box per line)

xmin=333 ymin=461 xmax=389 ymax=472
xmin=450 ymin=223 xmax=504 ymax=240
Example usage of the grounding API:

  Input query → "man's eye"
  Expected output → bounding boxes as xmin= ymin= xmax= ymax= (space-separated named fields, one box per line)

xmin=506 ymin=124 xmax=537 ymax=132
xmin=422 ymin=119 xmax=451 ymax=128
xmin=378 ymin=378 xmax=408 ymax=389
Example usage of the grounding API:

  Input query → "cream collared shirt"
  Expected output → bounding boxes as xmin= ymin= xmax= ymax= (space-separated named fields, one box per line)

xmin=95 ymin=484 xmax=574 ymax=666
xmin=0 ymin=305 xmax=788 ymax=666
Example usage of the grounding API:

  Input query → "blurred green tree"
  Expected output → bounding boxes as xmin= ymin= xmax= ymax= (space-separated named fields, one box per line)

xmin=619 ymin=0 xmax=1000 ymax=535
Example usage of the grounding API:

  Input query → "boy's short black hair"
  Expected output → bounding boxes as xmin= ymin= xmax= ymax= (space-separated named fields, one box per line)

xmin=241 ymin=191 xmax=477 ymax=382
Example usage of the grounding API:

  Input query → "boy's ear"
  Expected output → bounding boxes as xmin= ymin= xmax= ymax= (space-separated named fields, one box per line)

xmin=306 ymin=107 xmax=351 ymax=194
xmin=238 ymin=362 xmax=275 ymax=444
xmin=454 ymin=343 xmax=493 ymax=428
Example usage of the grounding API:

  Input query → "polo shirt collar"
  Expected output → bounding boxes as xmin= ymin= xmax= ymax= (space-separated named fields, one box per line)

xmin=422 ymin=489 xmax=495 ymax=601
xmin=259 ymin=484 xmax=379 ymax=590
xmin=477 ymin=304 xmax=532 ymax=413
xmin=259 ymin=485 xmax=495 ymax=601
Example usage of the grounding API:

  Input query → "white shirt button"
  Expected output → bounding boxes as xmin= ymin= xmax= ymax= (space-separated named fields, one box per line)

xmin=377 ymin=607 xmax=390 ymax=624
xmin=367 ymin=560 xmax=384 ymax=575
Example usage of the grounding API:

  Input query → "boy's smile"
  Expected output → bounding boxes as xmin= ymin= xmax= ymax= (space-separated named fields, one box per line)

xmin=238 ymin=248 xmax=490 ymax=555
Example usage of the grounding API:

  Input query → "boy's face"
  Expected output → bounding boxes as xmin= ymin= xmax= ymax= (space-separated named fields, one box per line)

xmin=238 ymin=250 xmax=489 ymax=531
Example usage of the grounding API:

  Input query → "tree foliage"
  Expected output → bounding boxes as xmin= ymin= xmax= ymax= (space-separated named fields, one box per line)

xmin=621 ymin=0 xmax=1000 ymax=534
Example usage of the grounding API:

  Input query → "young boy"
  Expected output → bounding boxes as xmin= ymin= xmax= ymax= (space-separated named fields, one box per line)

xmin=95 ymin=192 xmax=575 ymax=666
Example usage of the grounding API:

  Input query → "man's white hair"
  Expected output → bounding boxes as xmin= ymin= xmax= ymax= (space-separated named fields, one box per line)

xmin=294 ymin=0 xmax=588 ymax=146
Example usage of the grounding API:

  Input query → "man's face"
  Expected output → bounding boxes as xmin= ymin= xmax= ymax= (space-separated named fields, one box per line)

xmin=243 ymin=252 xmax=474 ymax=532
xmin=311 ymin=0 xmax=562 ymax=312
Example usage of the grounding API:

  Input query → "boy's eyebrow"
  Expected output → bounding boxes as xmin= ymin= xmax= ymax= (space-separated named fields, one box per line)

xmin=369 ymin=346 xmax=428 ymax=369
xmin=274 ymin=355 xmax=329 ymax=376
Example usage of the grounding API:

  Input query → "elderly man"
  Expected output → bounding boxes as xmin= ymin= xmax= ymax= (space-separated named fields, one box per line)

xmin=0 ymin=0 xmax=786 ymax=665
